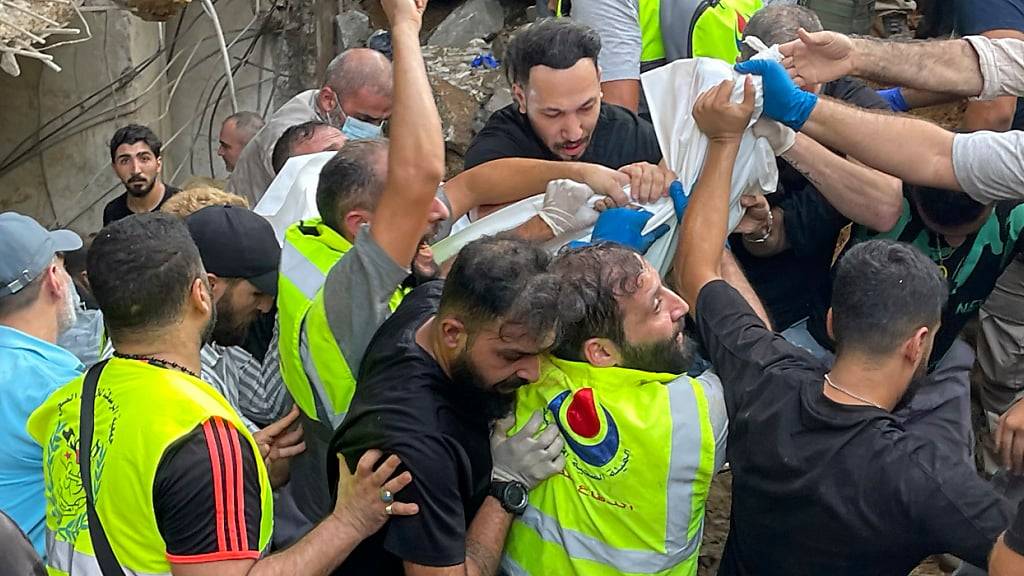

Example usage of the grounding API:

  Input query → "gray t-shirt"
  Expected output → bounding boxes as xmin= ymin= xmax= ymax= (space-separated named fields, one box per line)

xmin=573 ymin=0 xmax=643 ymax=82
xmin=228 ymin=90 xmax=322 ymax=205
xmin=951 ymin=36 xmax=1024 ymax=204
xmin=285 ymin=226 xmax=409 ymax=537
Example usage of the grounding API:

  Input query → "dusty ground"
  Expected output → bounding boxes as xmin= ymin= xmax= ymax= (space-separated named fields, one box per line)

xmin=696 ymin=471 xmax=949 ymax=575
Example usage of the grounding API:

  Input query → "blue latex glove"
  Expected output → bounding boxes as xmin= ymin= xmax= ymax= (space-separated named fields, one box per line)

xmin=668 ymin=181 xmax=688 ymax=223
xmin=876 ymin=87 xmax=909 ymax=113
xmin=734 ymin=59 xmax=818 ymax=130
xmin=588 ymin=207 xmax=670 ymax=253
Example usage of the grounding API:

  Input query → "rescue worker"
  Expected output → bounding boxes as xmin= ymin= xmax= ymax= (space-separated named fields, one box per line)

xmin=26 ymin=212 xmax=417 ymax=576
xmin=268 ymin=0 xmax=449 ymax=537
xmin=501 ymin=241 xmax=729 ymax=575
xmin=572 ymin=0 xmax=762 ymax=112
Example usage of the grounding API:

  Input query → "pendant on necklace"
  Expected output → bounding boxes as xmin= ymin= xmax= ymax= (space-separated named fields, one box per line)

xmin=938 ymin=264 xmax=948 ymax=278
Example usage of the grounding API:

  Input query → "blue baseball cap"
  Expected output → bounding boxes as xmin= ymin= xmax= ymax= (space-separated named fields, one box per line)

xmin=0 ymin=212 xmax=82 ymax=298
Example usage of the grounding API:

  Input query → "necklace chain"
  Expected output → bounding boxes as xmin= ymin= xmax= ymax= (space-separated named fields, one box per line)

xmin=824 ymin=373 xmax=885 ymax=410
xmin=113 ymin=352 xmax=200 ymax=379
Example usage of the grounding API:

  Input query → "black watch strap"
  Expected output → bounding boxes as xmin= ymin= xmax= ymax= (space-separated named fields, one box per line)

xmin=489 ymin=480 xmax=528 ymax=516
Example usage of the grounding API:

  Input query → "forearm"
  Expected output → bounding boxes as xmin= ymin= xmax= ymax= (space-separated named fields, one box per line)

xmin=780 ymin=133 xmax=902 ymax=231
xmin=250 ymin=516 xmax=362 ymax=576
xmin=675 ymin=141 xmax=740 ymax=305
xmin=388 ymin=23 xmax=446 ymax=200
xmin=464 ymin=497 xmax=514 ymax=576
xmin=720 ymin=249 xmax=771 ymax=329
xmin=800 ymin=97 xmax=960 ymax=191
xmin=849 ymin=37 xmax=983 ymax=97
xmin=896 ymin=88 xmax=962 ymax=109
xmin=601 ymin=80 xmax=641 ymax=113
xmin=963 ymin=96 xmax=1018 ymax=132
xmin=508 ymin=216 xmax=555 ymax=242
xmin=444 ymin=159 xmax=594 ymax=219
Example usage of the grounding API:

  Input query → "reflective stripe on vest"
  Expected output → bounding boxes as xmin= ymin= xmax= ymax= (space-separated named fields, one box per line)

xmin=640 ymin=0 xmax=762 ymax=65
xmin=27 ymin=359 xmax=274 ymax=576
xmin=46 ymin=531 xmax=170 ymax=576
xmin=277 ymin=219 xmax=407 ymax=423
xmin=502 ymin=357 xmax=716 ymax=575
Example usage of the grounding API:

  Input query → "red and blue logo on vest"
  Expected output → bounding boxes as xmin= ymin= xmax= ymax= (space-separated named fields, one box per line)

xmin=735 ymin=12 xmax=748 ymax=53
xmin=547 ymin=388 xmax=620 ymax=467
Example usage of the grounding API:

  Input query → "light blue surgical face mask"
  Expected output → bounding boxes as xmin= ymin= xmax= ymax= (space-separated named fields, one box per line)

xmin=341 ymin=115 xmax=384 ymax=140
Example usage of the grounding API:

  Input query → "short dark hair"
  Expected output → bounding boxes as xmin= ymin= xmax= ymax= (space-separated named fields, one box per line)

xmin=316 ymin=139 xmax=388 ymax=233
xmin=549 ymin=243 xmax=645 ymax=361
xmin=87 ymin=212 xmax=205 ymax=338
xmin=272 ymin=120 xmax=333 ymax=174
xmin=439 ymin=235 xmax=579 ymax=343
xmin=910 ymin=184 xmax=990 ymax=229
xmin=831 ymin=240 xmax=948 ymax=356
xmin=504 ymin=19 xmax=601 ymax=87
xmin=109 ymin=124 xmax=162 ymax=161
xmin=740 ymin=5 xmax=823 ymax=61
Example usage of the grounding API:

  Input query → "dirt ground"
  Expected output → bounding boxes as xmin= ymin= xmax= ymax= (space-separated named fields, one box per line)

xmin=695 ymin=471 xmax=948 ymax=575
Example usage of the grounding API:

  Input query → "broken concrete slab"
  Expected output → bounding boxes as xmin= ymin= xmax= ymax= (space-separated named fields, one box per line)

xmin=428 ymin=0 xmax=505 ymax=46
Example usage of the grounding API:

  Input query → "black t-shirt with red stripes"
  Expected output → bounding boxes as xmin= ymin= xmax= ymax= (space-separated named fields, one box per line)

xmin=153 ymin=416 xmax=263 ymax=563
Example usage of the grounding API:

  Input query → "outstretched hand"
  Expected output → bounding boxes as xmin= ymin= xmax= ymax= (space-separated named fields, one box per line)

xmin=779 ymin=28 xmax=856 ymax=88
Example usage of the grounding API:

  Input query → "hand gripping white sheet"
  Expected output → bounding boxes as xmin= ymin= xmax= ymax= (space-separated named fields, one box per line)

xmin=252 ymin=151 xmax=337 ymax=245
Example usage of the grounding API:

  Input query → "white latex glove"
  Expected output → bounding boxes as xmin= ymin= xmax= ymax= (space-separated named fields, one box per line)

xmin=490 ymin=411 xmax=565 ymax=490
xmin=537 ymin=179 xmax=599 ymax=236
xmin=752 ymin=117 xmax=796 ymax=156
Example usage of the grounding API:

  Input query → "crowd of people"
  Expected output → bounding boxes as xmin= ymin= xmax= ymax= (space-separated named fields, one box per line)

xmin=5 ymin=0 xmax=1024 ymax=574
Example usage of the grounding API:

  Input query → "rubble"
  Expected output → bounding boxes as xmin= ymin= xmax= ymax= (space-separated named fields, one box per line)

xmin=336 ymin=9 xmax=371 ymax=51
xmin=423 ymin=40 xmax=506 ymax=175
xmin=428 ymin=0 xmax=505 ymax=46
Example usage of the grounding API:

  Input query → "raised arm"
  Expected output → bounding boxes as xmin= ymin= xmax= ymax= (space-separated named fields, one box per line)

xmin=369 ymin=0 xmax=446 ymax=267
xmin=674 ymin=78 xmax=755 ymax=308
xmin=778 ymin=29 xmax=984 ymax=96
xmin=780 ymin=133 xmax=903 ymax=232
xmin=735 ymin=58 xmax=962 ymax=193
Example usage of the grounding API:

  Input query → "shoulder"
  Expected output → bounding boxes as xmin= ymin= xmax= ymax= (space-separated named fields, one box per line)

xmin=956 ymin=0 xmax=1024 ymax=35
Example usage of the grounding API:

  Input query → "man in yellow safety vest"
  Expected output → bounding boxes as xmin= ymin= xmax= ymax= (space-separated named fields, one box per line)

xmin=573 ymin=0 xmax=763 ymax=112
xmin=27 ymin=211 xmax=418 ymax=576
xmin=501 ymin=241 xmax=733 ymax=575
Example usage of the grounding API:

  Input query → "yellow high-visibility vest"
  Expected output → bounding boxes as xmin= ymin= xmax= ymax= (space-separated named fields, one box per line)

xmin=277 ymin=218 xmax=405 ymax=422
xmin=502 ymin=356 xmax=717 ymax=575
xmin=639 ymin=0 xmax=763 ymax=66
xmin=27 ymin=358 xmax=273 ymax=575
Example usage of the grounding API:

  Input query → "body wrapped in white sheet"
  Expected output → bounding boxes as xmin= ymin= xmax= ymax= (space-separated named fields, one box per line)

xmin=432 ymin=57 xmax=779 ymax=275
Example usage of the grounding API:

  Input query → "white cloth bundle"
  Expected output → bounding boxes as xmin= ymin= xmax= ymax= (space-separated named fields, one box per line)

xmin=252 ymin=151 xmax=336 ymax=245
xmin=433 ymin=57 xmax=779 ymax=275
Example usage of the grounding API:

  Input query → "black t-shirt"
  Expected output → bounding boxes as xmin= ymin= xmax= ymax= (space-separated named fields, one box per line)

xmin=955 ymin=0 xmax=1024 ymax=130
xmin=730 ymin=77 xmax=890 ymax=330
xmin=328 ymin=281 xmax=492 ymax=574
xmin=464 ymin=102 xmax=663 ymax=170
xmin=153 ymin=416 xmax=264 ymax=562
xmin=784 ymin=188 xmax=1024 ymax=365
xmin=694 ymin=280 xmax=1011 ymax=576
xmin=102 ymin=184 xmax=181 ymax=226
xmin=1007 ymin=498 xmax=1024 ymax=556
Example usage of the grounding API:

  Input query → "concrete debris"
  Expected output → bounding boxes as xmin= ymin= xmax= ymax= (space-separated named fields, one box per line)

xmin=336 ymin=9 xmax=371 ymax=51
xmin=428 ymin=0 xmax=505 ymax=47
xmin=423 ymin=42 xmax=506 ymax=175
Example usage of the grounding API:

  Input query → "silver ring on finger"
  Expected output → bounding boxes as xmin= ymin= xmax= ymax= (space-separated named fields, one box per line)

xmin=380 ymin=489 xmax=394 ymax=504
xmin=385 ymin=503 xmax=394 ymax=515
